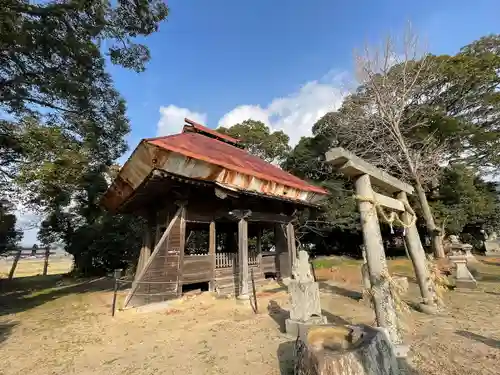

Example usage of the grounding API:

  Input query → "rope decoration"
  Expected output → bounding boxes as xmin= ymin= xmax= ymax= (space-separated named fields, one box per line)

xmin=425 ymin=254 xmax=450 ymax=306
xmin=354 ymin=195 xmax=417 ymax=233
xmin=363 ymin=270 xmax=411 ymax=333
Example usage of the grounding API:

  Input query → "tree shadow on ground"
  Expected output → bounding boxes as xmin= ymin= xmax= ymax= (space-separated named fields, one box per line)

xmin=397 ymin=359 xmax=421 ymax=375
xmin=485 ymin=291 xmax=500 ymax=296
xmin=455 ymin=330 xmax=500 ymax=348
xmin=319 ymin=282 xmax=362 ymax=301
xmin=267 ymin=300 xmax=290 ymax=333
xmin=479 ymin=259 xmax=500 ymax=267
xmin=477 ymin=273 xmax=500 ymax=283
xmin=0 ymin=274 xmax=129 ymax=316
xmin=0 ymin=321 xmax=17 ymax=345
xmin=277 ymin=341 xmax=295 ymax=375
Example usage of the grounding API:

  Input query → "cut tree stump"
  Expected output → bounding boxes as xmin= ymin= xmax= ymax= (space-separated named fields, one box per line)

xmin=294 ymin=324 xmax=401 ymax=375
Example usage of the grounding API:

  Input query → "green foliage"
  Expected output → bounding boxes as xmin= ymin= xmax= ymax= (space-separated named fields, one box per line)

xmin=284 ymin=134 xmax=359 ymax=233
xmin=407 ymin=35 xmax=500 ymax=170
xmin=0 ymin=0 xmax=168 ymax=274
xmin=0 ymin=199 xmax=22 ymax=255
xmin=311 ymin=257 xmax=359 ymax=269
xmin=218 ymin=119 xmax=291 ymax=163
xmin=430 ymin=165 xmax=500 ymax=235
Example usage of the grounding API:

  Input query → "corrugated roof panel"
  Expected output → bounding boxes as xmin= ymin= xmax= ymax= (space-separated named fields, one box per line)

xmin=148 ymin=132 xmax=327 ymax=195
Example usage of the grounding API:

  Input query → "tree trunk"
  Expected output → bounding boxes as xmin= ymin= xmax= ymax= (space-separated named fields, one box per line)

xmin=414 ymin=180 xmax=445 ymax=258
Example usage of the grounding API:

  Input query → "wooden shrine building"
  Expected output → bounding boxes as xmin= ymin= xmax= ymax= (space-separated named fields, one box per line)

xmin=101 ymin=118 xmax=328 ymax=307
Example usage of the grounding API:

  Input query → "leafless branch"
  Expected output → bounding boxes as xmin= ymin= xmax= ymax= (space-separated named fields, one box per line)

xmin=335 ymin=23 xmax=445 ymax=186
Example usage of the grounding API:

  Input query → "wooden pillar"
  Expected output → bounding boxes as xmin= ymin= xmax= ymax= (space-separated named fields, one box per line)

xmin=355 ymin=174 xmax=403 ymax=347
xmin=397 ymin=192 xmax=439 ymax=311
xmin=177 ymin=205 xmax=187 ymax=297
xmin=256 ymin=225 xmax=262 ymax=266
xmin=274 ymin=224 xmax=289 ymax=279
xmin=209 ymin=220 xmax=216 ymax=291
xmin=286 ymin=222 xmax=297 ymax=270
xmin=42 ymin=247 xmax=50 ymax=276
xmin=238 ymin=217 xmax=249 ymax=299
xmin=135 ymin=225 xmax=152 ymax=281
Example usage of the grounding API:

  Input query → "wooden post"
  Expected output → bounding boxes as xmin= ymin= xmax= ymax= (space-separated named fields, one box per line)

xmin=238 ymin=217 xmax=249 ymax=299
xmin=8 ymin=249 xmax=22 ymax=280
xmin=42 ymin=247 xmax=50 ymax=276
xmin=177 ymin=206 xmax=187 ymax=297
xmin=256 ymin=225 xmax=262 ymax=266
xmin=397 ymin=192 xmax=438 ymax=312
xmin=355 ymin=174 xmax=403 ymax=348
xmin=286 ymin=222 xmax=297 ymax=270
xmin=209 ymin=220 xmax=216 ymax=291
xmin=275 ymin=224 xmax=290 ymax=279
xmin=134 ymin=226 xmax=152 ymax=281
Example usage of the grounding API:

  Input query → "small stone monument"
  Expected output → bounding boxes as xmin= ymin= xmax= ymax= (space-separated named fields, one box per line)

xmin=448 ymin=235 xmax=477 ymax=263
xmin=285 ymin=250 xmax=327 ymax=337
xmin=449 ymin=255 xmax=477 ymax=290
xmin=484 ymin=231 xmax=500 ymax=257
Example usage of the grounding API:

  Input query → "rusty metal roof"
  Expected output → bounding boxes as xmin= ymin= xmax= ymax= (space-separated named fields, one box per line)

xmin=183 ymin=118 xmax=241 ymax=145
xmin=101 ymin=121 xmax=328 ymax=212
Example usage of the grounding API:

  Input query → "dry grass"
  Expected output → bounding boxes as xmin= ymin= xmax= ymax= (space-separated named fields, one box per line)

xmin=0 ymin=257 xmax=73 ymax=279
xmin=0 ymin=256 xmax=499 ymax=375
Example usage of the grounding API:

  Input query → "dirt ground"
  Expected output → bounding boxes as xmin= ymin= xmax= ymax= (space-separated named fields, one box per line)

xmin=0 ymin=257 xmax=499 ymax=375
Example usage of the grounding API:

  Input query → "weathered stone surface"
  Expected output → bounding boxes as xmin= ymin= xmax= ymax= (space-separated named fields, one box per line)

xmin=286 ymin=250 xmax=327 ymax=336
xmin=484 ymin=235 xmax=500 ymax=256
xmin=292 ymin=250 xmax=315 ymax=283
xmin=289 ymin=282 xmax=324 ymax=322
xmin=285 ymin=316 xmax=328 ymax=338
xmin=294 ymin=324 xmax=401 ymax=375
xmin=449 ymin=256 xmax=477 ymax=290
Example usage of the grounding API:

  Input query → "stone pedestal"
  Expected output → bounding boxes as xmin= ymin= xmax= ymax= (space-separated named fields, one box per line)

xmin=485 ymin=240 xmax=500 ymax=257
xmin=449 ymin=256 xmax=477 ymax=289
xmin=288 ymin=282 xmax=323 ymax=321
xmin=286 ymin=316 xmax=328 ymax=338
xmin=286 ymin=251 xmax=327 ymax=336
xmin=294 ymin=324 xmax=402 ymax=375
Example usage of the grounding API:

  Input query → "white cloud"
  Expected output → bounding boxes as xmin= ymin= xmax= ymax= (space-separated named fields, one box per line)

xmin=218 ymin=105 xmax=269 ymax=129
xmin=217 ymin=70 xmax=351 ymax=146
xmin=157 ymin=105 xmax=207 ymax=136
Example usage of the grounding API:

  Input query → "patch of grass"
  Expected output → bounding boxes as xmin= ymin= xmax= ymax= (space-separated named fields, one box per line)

xmin=312 ymin=256 xmax=360 ymax=269
xmin=0 ymin=258 xmax=73 ymax=279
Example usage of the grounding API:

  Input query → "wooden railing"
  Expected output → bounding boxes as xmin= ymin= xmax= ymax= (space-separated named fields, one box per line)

xmin=215 ymin=252 xmax=260 ymax=268
xmin=216 ymin=252 xmax=236 ymax=268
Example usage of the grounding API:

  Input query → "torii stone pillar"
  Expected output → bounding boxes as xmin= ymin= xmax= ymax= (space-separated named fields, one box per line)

xmin=355 ymin=173 xmax=404 ymax=351
xmin=326 ymin=148 xmax=441 ymax=355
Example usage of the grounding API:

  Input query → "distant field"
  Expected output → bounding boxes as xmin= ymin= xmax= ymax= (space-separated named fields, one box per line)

xmin=0 ymin=256 xmax=73 ymax=278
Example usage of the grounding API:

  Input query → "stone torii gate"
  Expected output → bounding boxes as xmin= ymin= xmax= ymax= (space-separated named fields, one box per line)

xmin=326 ymin=148 xmax=440 ymax=354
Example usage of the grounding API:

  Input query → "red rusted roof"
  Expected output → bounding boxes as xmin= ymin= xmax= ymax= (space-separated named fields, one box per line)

xmin=147 ymin=130 xmax=328 ymax=195
xmin=183 ymin=118 xmax=241 ymax=145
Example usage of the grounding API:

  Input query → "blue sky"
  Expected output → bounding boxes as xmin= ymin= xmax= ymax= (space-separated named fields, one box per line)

xmin=20 ymin=0 xmax=500 ymax=244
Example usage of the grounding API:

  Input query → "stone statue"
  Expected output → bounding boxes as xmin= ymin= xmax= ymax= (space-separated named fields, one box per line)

xmin=448 ymin=235 xmax=460 ymax=244
xmin=292 ymin=250 xmax=314 ymax=283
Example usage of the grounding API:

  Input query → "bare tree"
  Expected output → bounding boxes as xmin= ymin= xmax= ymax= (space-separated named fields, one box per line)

xmin=328 ymin=25 xmax=447 ymax=257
